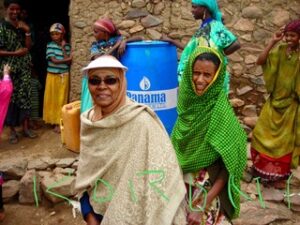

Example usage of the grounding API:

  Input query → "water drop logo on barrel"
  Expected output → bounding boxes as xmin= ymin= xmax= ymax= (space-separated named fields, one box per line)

xmin=139 ymin=76 xmax=151 ymax=91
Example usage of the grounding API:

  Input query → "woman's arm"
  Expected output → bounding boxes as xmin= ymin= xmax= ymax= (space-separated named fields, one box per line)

xmin=223 ymin=40 xmax=241 ymax=55
xmin=188 ymin=163 xmax=229 ymax=225
xmin=117 ymin=36 xmax=144 ymax=56
xmin=126 ymin=36 xmax=144 ymax=43
xmin=49 ymin=55 xmax=72 ymax=65
xmin=0 ymin=48 xmax=29 ymax=57
xmin=256 ymin=30 xmax=283 ymax=65
xmin=206 ymin=167 xmax=228 ymax=206
xmin=49 ymin=42 xmax=72 ymax=65
xmin=18 ymin=20 xmax=31 ymax=49
xmin=106 ymin=40 xmax=121 ymax=56
xmin=161 ymin=34 xmax=185 ymax=50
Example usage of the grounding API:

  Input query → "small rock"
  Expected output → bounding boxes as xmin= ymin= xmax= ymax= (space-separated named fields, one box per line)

xmin=237 ymin=86 xmax=253 ymax=96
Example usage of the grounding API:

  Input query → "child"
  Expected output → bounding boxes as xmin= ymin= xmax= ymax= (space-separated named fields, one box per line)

xmin=81 ymin=18 xmax=144 ymax=112
xmin=43 ymin=23 xmax=72 ymax=133
xmin=0 ymin=64 xmax=13 ymax=137
xmin=251 ymin=20 xmax=300 ymax=188
xmin=0 ymin=67 xmax=9 ymax=220
xmin=171 ymin=47 xmax=247 ymax=224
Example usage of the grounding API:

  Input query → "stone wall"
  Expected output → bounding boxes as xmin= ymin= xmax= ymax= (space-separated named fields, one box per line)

xmin=69 ymin=0 xmax=299 ymax=134
xmin=0 ymin=0 xmax=299 ymax=133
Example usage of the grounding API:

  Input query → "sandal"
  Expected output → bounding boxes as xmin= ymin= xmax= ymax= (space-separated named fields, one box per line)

xmin=23 ymin=129 xmax=37 ymax=139
xmin=9 ymin=132 xmax=18 ymax=144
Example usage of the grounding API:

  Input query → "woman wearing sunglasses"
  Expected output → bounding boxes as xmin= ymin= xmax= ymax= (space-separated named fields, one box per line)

xmin=75 ymin=55 xmax=186 ymax=225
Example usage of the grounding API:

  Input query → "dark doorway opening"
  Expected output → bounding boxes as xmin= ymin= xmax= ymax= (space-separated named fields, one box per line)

xmin=21 ymin=0 xmax=70 ymax=116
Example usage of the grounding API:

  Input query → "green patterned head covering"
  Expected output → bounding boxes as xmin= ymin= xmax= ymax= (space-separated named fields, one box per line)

xmin=171 ymin=46 xmax=247 ymax=218
xmin=191 ymin=0 xmax=223 ymax=22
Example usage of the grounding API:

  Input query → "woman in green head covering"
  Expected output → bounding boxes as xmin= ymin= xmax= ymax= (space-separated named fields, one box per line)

xmin=162 ymin=0 xmax=240 ymax=93
xmin=172 ymin=46 xmax=247 ymax=225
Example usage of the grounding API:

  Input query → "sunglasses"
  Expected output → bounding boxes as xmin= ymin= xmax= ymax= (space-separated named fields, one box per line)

xmin=88 ymin=77 xmax=119 ymax=86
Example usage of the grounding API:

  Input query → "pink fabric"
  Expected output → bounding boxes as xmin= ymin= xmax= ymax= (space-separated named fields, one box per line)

xmin=0 ymin=78 xmax=13 ymax=136
xmin=284 ymin=19 xmax=300 ymax=35
xmin=0 ymin=173 xmax=3 ymax=185
xmin=93 ymin=18 xmax=119 ymax=36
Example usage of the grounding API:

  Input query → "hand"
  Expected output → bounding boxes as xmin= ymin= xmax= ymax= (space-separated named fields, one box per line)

xmin=14 ymin=48 xmax=29 ymax=56
xmin=17 ymin=20 xmax=30 ymax=33
xmin=3 ymin=64 xmax=11 ymax=75
xmin=86 ymin=213 xmax=100 ymax=225
xmin=61 ymin=39 xmax=67 ymax=47
xmin=117 ymin=40 xmax=127 ymax=56
xmin=273 ymin=28 xmax=284 ymax=42
xmin=187 ymin=211 xmax=202 ymax=225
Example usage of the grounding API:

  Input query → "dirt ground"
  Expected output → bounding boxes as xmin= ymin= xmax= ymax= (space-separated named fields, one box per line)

xmin=0 ymin=125 xmax=85 ymax=225
xmin=1 ymin=125 xmax=300 ymax=225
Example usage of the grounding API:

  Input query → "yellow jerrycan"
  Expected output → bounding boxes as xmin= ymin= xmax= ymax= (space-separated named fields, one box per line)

xmin=60 ymin=101 xmax=81 ymax=153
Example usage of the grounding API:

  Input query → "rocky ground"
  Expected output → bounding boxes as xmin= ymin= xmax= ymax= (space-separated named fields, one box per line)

xmin=0 ymin=125 xmax=84 ymax=225
xmin=0 ymin=125 xmax=300 ymax=225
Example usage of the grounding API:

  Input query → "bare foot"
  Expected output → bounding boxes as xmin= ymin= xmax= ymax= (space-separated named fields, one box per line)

xmin=273 ymin=180 xmax=286 ymax=190
xmin=53 ymin=126 xmax=61 ymax=134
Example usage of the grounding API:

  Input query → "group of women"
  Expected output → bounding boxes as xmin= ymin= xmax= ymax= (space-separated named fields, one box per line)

xmin=74 ymin=0 xmax=249 ymax=225
xmin=74 ymin=0 xmax=300 ymax=224
xmin=1 ymin=0 xmax=298 ymax=223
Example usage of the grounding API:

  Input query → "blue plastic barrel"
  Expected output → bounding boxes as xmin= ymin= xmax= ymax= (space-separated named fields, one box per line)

xmin=120 ymin=41 xmax=178 ymax=134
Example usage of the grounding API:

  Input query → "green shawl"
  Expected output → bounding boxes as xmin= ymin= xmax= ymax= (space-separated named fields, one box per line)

xmin=171 ymin=47 xmax=247 ymax=219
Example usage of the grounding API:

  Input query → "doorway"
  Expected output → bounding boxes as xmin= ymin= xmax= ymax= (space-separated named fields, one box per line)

xmin=21 ymin=0 xmax=70 ymax=115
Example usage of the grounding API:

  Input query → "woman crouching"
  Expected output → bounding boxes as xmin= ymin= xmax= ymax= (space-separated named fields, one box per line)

xmin=172 ymin=47 xmax=247 ymax=225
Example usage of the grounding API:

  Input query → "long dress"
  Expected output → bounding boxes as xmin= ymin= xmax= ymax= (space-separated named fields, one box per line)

xmin=178 ymin=18 xmax=237 ymax=93
xmin=251 ymin=43 xmax=300 ymax=182
xmin=0 ymin=19 xmax=32 ymax=126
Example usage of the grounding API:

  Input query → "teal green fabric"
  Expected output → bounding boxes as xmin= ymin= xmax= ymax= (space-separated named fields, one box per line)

xmin=172 ymin=47 xmax=247 ymax=219
xmin=191 ymin=0 xmax=222 ymax=22
xmin=81 ymin=76 xmax=93 ymax=113
xmin=177 ymin=20 xmax=237 ymax=93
